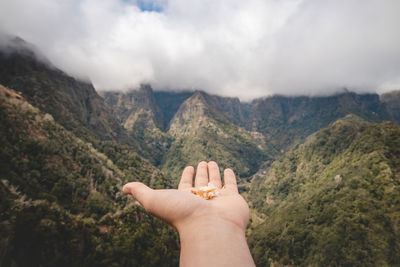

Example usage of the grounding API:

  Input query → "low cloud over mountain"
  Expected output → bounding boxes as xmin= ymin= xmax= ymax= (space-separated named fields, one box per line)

xmin=1 ymin=0 xmax=400 ymax=99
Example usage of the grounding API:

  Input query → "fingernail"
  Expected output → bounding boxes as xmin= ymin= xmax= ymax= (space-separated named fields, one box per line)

xmin=122 ymin=184 xmax=130 ymax=194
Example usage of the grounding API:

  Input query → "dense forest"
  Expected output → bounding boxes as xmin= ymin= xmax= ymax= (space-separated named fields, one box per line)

xmin=0 ymin=85 xmax=179 ymax=266
xmin=248 ymin=116 xmax=400 ymax=266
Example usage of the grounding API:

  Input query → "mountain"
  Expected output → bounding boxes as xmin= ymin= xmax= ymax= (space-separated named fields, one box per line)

xmin=0 ymin=37 xmax=129 ymax=145
xmin=153 ymin=90 xmax=194 ymax=130
xmin=248 ymin=115 xmax=400 ymax=266
xmin=101 ymin=85 xmax=172 ymax=165
xmin=103 ymin=85 xmax=400 ymax=182
xmin=381 ymin=90 xmax=400 ymax=125
xmin=0 ymin=84 xmax=179 ymax=267
xmin=247 ymin=92 xmax=393 ymax=150
xmin=0 ymin=39 xmax=179 ymax=266
xmin=2 ymin=37 xmax=400 ymax=267
xmin=104 ymin=88 xmax=275 ymax=181
xmin=163 ymin=91 xmax=276 ymax=180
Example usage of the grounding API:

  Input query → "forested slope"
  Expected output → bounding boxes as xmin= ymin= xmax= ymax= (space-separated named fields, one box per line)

xmin=2 ymin=37 xmax=400 ymax=267
xmin=0 ymin=85 xmax=179 ymax=267
xmin=248 ymin=115 xmax=400 ymax=266
xmin=163 ymin=91 xmax=276 ymax=180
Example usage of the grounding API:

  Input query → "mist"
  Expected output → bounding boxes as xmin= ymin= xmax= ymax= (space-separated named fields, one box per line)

xmin=1 ymin=0 xmax=399 ymax=100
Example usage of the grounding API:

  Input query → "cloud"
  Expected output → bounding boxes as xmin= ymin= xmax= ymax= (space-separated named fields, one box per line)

xmin=0 ymin=0 xmax=399 ymax=100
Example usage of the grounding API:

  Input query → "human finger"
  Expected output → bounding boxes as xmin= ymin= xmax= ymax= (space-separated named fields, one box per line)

xmin=124 ymin=183 xmax=183 ymax=223
xmin=123 ymin=182 xmax=155 ymax=211
xmin=178 ymin=166 xmax=194 ymax=190
xmin=208 ymin=161 xmax=222 ymax=188
xmin=195 ymin=161 xmax=209 ymax=187
xmin=223 ymin=168 xmax=238 ymax=193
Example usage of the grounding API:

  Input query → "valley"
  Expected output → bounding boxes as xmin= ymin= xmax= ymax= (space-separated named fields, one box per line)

xmin=1 ymin=38 xmax=400 ymax=266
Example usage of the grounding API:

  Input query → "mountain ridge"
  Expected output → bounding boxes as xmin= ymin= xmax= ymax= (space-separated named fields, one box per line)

xmin=0 ymin=38 xmax=131 ymax=146
xmin=103 ymin=85 xmax=400 ymax=182
xmin=162 ymin=90 xmax=274 ymax=180
xmin=1 ymin=37 xmax=400 ymax=266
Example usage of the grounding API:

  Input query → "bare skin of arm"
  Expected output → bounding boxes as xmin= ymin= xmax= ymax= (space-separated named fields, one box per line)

xmin=123 ymin=161 xmax=255 ymax=267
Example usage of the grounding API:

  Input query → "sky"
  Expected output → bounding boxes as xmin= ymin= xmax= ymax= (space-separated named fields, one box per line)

xmin=0 ymin=0 xmax=400 ymax=100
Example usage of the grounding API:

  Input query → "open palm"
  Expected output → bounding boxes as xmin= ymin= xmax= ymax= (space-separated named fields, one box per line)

xmin=123 ymin=161 xmax=249 ymax=232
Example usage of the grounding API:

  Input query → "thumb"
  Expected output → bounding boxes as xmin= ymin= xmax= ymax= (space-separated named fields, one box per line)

xmin=123 ymin=182 xmax=155 ymax=211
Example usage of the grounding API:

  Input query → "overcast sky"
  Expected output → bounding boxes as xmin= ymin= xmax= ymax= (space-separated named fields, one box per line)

xmin=1 ymin=0 xmax=400 ymax=100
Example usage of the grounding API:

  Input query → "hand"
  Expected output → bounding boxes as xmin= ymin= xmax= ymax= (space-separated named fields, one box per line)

xmin=123 ymin=161 xmax=255 ymax=267
xmin=122 ymin=161 xmax=250 ymax=233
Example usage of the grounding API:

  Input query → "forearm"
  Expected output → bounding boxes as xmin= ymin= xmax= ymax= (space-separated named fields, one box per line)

xmin=178 ymin=219 xmax=255 ymax=267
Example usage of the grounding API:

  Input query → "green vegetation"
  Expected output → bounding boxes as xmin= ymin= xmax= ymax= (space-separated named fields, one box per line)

xmin=248 ymin=115 xmax=400 ymax=266
xmin=104 ymin=89 xmax=276 ymax=183
xmin=0 ymin=190 xmax=179 ymax=267
xmin=101 ymin=86 xmax=172 ymax=165
xmin=2 ymin=40 xmax=400 ymax=266
xmin=162 ymin=92 xmax=277 ymax=182
xmin=0 ymin=45 xmax=135 ymax=151
xmin=0 ymin=85 xmax=179 ymax=267
xmin=248 ymin=93 xmax=392 ymax=151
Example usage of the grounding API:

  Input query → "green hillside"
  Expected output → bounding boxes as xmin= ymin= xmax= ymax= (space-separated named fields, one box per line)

xmin=2 ymin=37 xmax=400 ymax=267
xmin=247 ymin=93 xmax=392 ymax=150
xmin=103 ymin=85 xmax=400 ymax=185
xmin=162 ymin=91 xmax=277 ymax=181
xmin=0 ymin=38 xmax=131 ymax=146
xmin=248 ymin=115 xmax=400 ymax=266
xmin=101 ymin=86 xmax=172 ymax=165
xmin=0 ymin=85 xmax=179 ymax=267
xmin=104 ymin=88 xmax=276 ymax=182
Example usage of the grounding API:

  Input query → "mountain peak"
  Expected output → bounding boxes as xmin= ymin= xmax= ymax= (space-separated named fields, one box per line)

xmin=0 ymin=35 xmax=52 ymax=68
xmin=339 ymin=113 xmax=367 ymax=123
xmin=0 ymin=37 xmax=127 ymax=143
xmin=167 ymin=92 xmax=209 ymax=136
xmin=189 ymin=90 xmax=208 ymax=104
